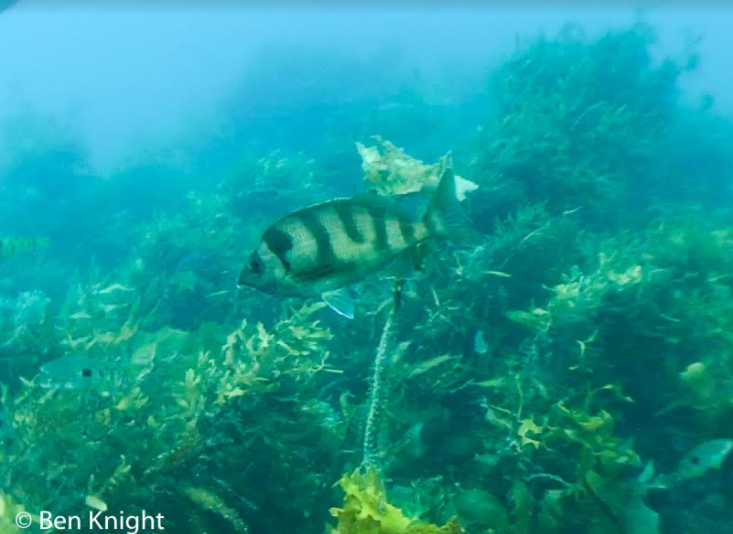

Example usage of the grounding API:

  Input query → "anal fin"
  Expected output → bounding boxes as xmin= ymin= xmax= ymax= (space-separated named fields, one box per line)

xmin=381 ymin=243 xmax=432 ymax=281
xmin=381 ymin=251 xmax=415 ymax=280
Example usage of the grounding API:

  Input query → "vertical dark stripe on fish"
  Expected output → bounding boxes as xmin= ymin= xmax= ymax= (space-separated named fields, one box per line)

xmin=263 ymin=226 xmax=294 ymax=272
xmin=333 ymin=202 xmax=364 ymax=243
xmin=299 ymin=210 xmax=336 ymax=271
xmin=368 ymin=206 xmax=390 ymax=252
xmin=399 ymin=219 xmax=415 ymax=246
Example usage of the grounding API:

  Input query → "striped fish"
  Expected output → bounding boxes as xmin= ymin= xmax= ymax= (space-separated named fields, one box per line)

xmin=237 ymin=165 xmax=480 ymax=318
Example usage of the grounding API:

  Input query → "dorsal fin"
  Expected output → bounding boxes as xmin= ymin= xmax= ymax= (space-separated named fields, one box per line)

xmin=349 ymin=191 xmax=414 ymax=220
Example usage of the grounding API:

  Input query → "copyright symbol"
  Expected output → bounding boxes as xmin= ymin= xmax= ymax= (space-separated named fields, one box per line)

xmin=15 ymin=511 xmax=32 ymax=529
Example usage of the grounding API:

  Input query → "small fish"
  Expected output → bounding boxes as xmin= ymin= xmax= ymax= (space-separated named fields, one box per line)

xmin=0 ymin=236 xmax=48 ymax=261
xmin=485 ymin=270 xmax=512 ymax=278
xmin=561 ymin=206 xmax=584 ymax=216
xmin=654 ymin=439 xmax=733 ymax=488
xmin=34 ymin=354 xmax=117 ymax=391
xmin=97 ymin=284 xmax=134 ymax=295
xmin=237 ymin=163 xmax=481 ymax=318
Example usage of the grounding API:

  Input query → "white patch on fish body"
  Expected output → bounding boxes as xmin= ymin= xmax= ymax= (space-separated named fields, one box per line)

xmin=385 ymin=217 xmax=406 ymax=250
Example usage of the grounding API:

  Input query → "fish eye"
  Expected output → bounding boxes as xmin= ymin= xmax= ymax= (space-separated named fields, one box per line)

xmin=249 ymin=254 xmax=265 ymax=275
xmin=81 ymin=368 xmax=92 ymax=378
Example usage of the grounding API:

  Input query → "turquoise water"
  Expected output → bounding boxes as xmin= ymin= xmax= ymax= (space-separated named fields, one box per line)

xmin=1 ymin=6 xmax=732 ymax=534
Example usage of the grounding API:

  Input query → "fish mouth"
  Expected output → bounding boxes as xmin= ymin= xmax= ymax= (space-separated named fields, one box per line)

xmin=235 ymin=280 xmax=256 ymax=293
xmin=235 ymin=277 xmax=251 ymax=290
xmin=236 ymin=268 xmax=252 ymax=288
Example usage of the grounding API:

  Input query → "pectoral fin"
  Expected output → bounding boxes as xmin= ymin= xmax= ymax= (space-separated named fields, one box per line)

xmin=322 ymin=288 xmax=356 ymax=319
xmin=381 ymin=244 xmax=430 ymax=280
xmin=381 ymin=251 xmax=415 ymax=280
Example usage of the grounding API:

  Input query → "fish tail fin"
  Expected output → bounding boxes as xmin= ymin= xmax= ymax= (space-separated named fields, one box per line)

xmin=424 ymin=160 xmax=483 ymax=247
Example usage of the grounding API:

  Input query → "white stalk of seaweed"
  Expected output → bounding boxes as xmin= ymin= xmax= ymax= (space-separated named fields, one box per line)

xmin=362 ymin=280 xmax=404 ymax=469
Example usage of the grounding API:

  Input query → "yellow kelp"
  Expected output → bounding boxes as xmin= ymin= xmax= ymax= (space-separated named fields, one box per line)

xmin=329 ymin=468 xmax=461 ymax=534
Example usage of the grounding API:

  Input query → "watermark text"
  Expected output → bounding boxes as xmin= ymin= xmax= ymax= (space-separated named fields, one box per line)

xmin=15 ymin=510 xmax=166 ymax=533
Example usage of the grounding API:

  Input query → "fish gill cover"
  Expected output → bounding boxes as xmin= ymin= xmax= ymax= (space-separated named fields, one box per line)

xmin=1 ymin=17 xmax=733 ymax=534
